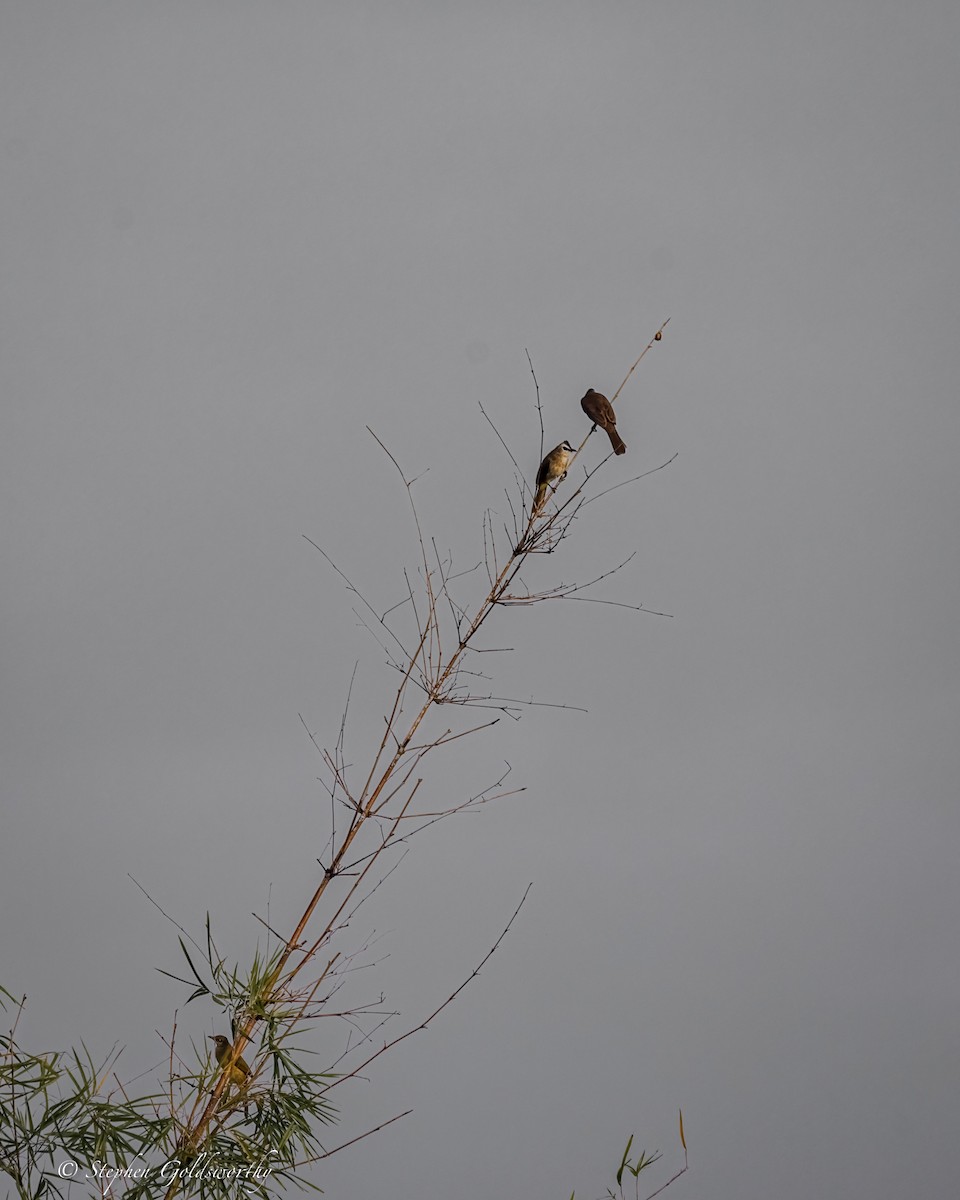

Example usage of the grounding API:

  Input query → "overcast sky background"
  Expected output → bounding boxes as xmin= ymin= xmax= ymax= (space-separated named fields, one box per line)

xmin=2 ymin=3 xmax=959 ymax=1198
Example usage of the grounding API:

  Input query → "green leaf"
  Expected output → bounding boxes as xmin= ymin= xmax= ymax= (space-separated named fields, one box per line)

xmin=178 ymin=936 xmax=209 ymax=991
xmin=616 ymin=1133 xmax=634 ymax=1185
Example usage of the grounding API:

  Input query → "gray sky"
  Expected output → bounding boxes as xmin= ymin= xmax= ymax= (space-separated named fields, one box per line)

xmin=2 ymin=3 xmax=959 ymax=1197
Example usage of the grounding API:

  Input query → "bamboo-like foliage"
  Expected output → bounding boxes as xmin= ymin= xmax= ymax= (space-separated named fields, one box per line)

xmin=1 ymin=324 xmax=684 ymax=1199
xmin=568 ymin=1112 xmax=688 ymax=1200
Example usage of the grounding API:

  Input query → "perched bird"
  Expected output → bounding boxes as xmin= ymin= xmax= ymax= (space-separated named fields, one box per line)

xmin=532 ymin=440 xmax=575 ymax=515
xmin=209 ymin=1034 xmax=251 ymax=1114
xmin=580 ymin=389 xmax=626 ymax=455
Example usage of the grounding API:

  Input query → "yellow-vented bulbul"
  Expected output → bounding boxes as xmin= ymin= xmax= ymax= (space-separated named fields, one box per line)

xmin=532 ymin=440 xmax=575 ymax=515
xmin=209 ymin=1034 xmax=251 ymax=1116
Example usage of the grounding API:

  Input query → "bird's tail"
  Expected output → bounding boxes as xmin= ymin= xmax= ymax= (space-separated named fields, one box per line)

xmin=607 ymin=427 xmax=627 ymax=455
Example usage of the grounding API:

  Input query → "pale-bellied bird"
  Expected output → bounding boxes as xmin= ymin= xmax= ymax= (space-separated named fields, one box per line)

xmin=209 ymin=1034 xmax=251 ymax=1117
xmin=532 ymin=440 xmax=575 ymax=515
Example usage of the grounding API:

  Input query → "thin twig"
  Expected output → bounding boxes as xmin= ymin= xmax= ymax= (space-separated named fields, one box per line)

xmin=610 ymin=317 xmax=671 ymax=405
xmin=322 ymin=884 xmax=532 ymax=1095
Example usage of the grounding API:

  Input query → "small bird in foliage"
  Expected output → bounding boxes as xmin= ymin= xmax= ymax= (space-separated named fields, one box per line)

xmin=209 ymin=1034 xmax=251 ymax=1115
xmin=580 ymin=388 xmax=626 ymax=455
xmin=532 ymin=440 xmax=575 ymax=515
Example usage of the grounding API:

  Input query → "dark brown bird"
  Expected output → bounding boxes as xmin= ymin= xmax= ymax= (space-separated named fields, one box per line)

xmin=580 ymin=389 xmax=626 ymax=455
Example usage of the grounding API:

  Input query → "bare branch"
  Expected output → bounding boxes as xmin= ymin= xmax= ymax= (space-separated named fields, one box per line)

xmin=308 ymin=1108 xmax=413 ymax=1162
xmin=610 ymin=316 xmax=671 ymax=405
xmin=149 ymin=323 xmax=674 ymax=1190
xmin=321 ymin=885 xmax=533 ymax=1096
xmin=584 ymin=452 xmax=679 ymax=506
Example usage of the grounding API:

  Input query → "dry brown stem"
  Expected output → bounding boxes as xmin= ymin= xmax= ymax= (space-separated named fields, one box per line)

xmin=161 ymin=321 xmax=673 ymax=1194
